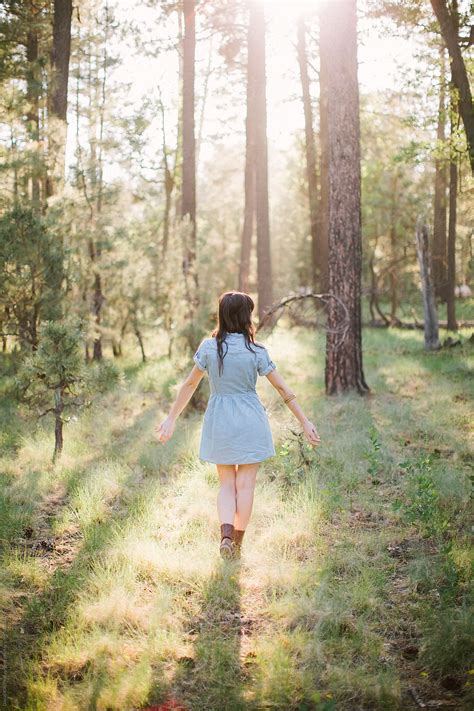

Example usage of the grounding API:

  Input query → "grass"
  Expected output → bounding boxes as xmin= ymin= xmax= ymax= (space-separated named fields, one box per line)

xmin=0 ymin=323 xmax=473 ymax=710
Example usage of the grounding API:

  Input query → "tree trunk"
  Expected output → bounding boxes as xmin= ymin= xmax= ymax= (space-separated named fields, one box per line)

xmin=318 ymin=17 xmax=330 ymax=294
xmin=92 ymin=268 xmax=103 ymax=361
xmin=446 ymin=157 xmax=457 ymax=330
xmin=446 ymin=82 xmax=458 ymax=331
xmin=238 ymin=4 xmax=257 ymax=294
xmin=90 ymin=2 xmax=111 ymax=362
xmin=297 ymin=18 xmax=320 ymax=292
xmin=250 ymin=2 xmax=273 ymax=322
xmin=53 ymin=386 xmax=64 ymax=463
xmin=430 ymin=0 xmax=474 ymax=174
xmin=320 ymin=0 xmax=369 ymax=395
xmin=134 ymin=323 xmax=146 ymax=363
xmin=26 ymin=14 xmax=41 ymax=209
xmin=389 ymin=174 xmax=399 ymax=323
xmin=415 ymin=222 xmax=440 ymax=350
xmin=181 ymin=0 xmax=198 ymax=310
xmin=157 ymin=90 xmax=174 ymax=261
xmin=389 ymin=229 xmax=399 ymax=322
xmin=47 ymin=0 xmax=73 ymax=197
xmin=432 ymin=47 xmax=448 ymax=301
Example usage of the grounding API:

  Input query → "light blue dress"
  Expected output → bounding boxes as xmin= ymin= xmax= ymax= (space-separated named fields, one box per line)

xmin=193 ymin=333 xmax=277 ymax=465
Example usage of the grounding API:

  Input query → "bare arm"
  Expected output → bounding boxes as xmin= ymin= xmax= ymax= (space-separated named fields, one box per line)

xmin=156 ymin=365 xmax=205 ymax=443
xmin=265 ymin=368 xmax=321 ymax=447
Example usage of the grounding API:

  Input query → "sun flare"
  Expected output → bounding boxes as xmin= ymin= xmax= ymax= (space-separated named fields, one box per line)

xmin=262 ymin=0 xmax=321 ymax=20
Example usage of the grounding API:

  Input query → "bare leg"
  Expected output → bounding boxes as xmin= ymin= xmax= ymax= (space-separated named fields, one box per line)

xmin=216 ymin=464 xmax=237 ymax=524
xmin=234 ymin=463 xmax=259 ymax=530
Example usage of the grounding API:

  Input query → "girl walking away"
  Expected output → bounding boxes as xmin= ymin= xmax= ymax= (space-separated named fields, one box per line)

xmin=156 ymin=291 xmax=321 ymax=560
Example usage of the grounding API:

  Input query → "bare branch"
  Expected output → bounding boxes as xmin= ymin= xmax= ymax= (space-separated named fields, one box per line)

xmin=256 ymin=291 xmax=350 ymax=349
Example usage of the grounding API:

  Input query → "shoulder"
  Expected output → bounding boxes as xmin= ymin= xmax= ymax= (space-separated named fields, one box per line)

xmin=201 ymin=337 xmax=215 ymax=350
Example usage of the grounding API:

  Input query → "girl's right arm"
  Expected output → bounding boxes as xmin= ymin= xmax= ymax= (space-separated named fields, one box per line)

xmin=156 ymin=365 xmax=205 ymax=444
xmin=265 ymin=369 xmax=321 ymax=447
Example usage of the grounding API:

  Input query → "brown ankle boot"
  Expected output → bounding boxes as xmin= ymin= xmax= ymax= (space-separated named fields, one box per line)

xmin=220 ymin=523 xmax=235 ymax=560
xmin=233 ymin=529 xmax=245 ymax=558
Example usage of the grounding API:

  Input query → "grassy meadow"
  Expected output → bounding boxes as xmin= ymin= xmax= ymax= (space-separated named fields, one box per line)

xmin=0 ymin=324 xmax=473 ymax=710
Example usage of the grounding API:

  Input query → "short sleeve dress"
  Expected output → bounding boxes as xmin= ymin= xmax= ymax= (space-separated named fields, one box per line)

xmin=192 ymin=332 xmax=277 ymax=465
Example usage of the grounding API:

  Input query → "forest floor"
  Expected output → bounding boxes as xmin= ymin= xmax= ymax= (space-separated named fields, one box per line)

xmin=0 ymin=325 xmax=473 ymax=711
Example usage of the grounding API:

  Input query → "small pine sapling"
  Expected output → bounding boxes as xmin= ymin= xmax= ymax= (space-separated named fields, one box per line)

xmin=17 ymin=319 xmax=88 ymax=462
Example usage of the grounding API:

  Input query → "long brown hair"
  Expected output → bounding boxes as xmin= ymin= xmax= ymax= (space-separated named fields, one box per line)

xmin=210 ymin=291 xmax=265 ymax=375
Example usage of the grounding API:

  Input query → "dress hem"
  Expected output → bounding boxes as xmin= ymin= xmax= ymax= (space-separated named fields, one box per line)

xmin=199 ymin=454 xmax=276 ymax=465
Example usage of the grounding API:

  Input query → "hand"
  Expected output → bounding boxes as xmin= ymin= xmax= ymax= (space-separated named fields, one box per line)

xmin=156 ymin=416 xmax=176 ymax=444
xmin=302 ymin=419 xmax=321 ymax=447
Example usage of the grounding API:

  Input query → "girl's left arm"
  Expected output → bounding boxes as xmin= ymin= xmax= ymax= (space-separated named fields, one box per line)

xmin=156 ymin=366 xmax=205 ymax=443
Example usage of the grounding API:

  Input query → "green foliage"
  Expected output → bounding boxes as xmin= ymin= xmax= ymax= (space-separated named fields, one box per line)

xmin=274 ymin=431 xmax=315 ymax=490
xmin=419 ymin=599 xmax=474 ymax=677
xmin=16 ymin=319 xmax=86 ymax=416
xmin=0 ymin=206 xmax=63 ymax=349
xmin=393 ymin=454 xmax=451 ymax=540
xmin=364 ymin=426 xmax=382 ymax=479
xmin=86 ymin=359 xmax=125 ymax=394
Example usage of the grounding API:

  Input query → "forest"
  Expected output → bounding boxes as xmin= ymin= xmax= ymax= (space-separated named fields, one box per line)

xmin=0 ymin=0 xmax=473 ymax=709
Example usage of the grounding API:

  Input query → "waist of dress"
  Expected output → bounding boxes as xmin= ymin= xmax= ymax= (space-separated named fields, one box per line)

xmin=209 ymin=391 xmax=258 ymax=398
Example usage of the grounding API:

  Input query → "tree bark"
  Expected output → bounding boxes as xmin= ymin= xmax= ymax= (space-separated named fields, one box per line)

xmin=415 ymin=222 xmax=440 ymax=350
xmin=46 ymin=0 xmax=73 ymax=197
xmin=134 ymin=322 xmax=147 ymax=363
xmin=158 ymin=92 xmax=174 ymax=258
xmin=250 ymin=2 xmax=273 ymax=322
xmin=318 ymin=17 xmax=330 ymax=294
xmin=26 ymin=10 xmax=41 ymax=208
xmin=53 ymin=386 xmax=64 ymax=463
xmin=297 ymin=18 xmax=320 ymax=292
xmin=446 ymin=156 xmax=457 ymax=330
xmin=389 ymin=174 xmax=399 ymax=323
xmin=91 ymin=2 xmax=111 ymax=362
xmin=181 ymin=0 xmax=198 ymax=309
xmin=446 ymin=81 xmax=458 ymax=331
xmin=430 ymin=0 xmax=474 ymax=174
xmin=239 ymin=4 xmax=257 ymax=294
xmin=320 ymin=0 xmax=369 ymax=395
xmin=432 ymin=47 xmax=448 ymax=300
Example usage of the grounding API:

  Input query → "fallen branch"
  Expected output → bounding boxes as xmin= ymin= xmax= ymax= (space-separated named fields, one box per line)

xmin=257 ymin=291 xmax=350 ymax=349
xmin=365 ymin=319 xmax=474 ymax=330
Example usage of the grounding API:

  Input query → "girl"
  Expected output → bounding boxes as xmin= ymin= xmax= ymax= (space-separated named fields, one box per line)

xmin=156 ymin=291 xmax=321 ymax=560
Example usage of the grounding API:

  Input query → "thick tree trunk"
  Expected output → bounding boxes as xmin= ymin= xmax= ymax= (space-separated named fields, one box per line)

xmin=238 ymin=6 xmax=257 ymax=292
xmin=415 ymin=222 xmax=440 ymax=350
xmin=250 ymin=2 xmax=273 ymax=321
xmin=47 ymin=0 xmax=73 ymax=197
xmin=181 ymin=0 xmax=198 ymax=309
xmin=51 ymin=0 xmax=73 ymax=121
xmin=297 ymin=18 xmax=320 ymax=291
xmin=432 ymin=47 xmax=448 ymax=301
xmin=239 ymin=5 xmax=257 ymax=294
xmin=430 ymin=0 xmax=474 ymax=174
xmin=320 ymin=0 xmax=369 ymax=395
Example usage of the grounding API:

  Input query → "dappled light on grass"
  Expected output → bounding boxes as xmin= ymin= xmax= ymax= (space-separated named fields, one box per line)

xmin=0 ymin=327 xmax=472 ymax=708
